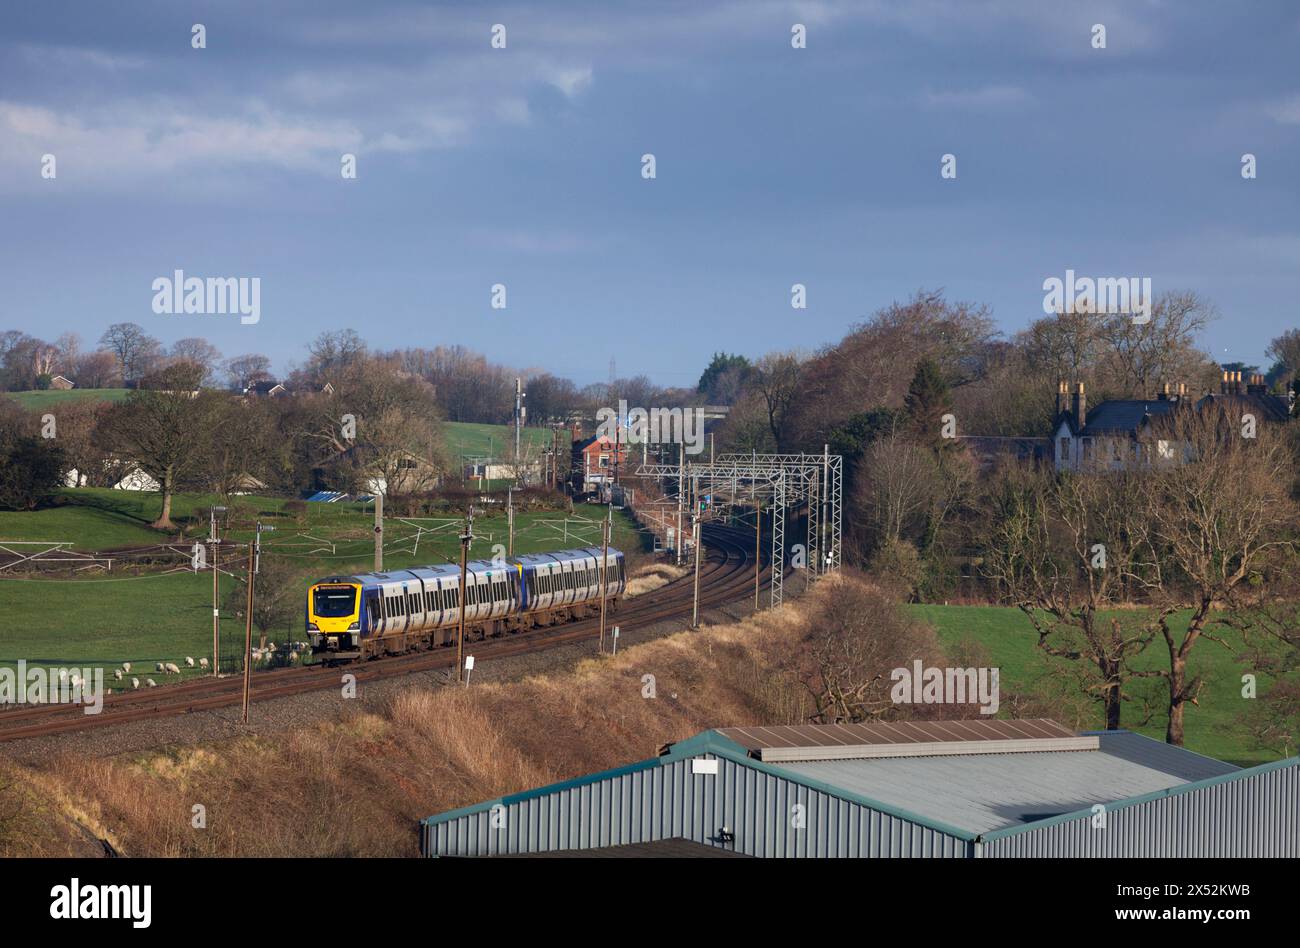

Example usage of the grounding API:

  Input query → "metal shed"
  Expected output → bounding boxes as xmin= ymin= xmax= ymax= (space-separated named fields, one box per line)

xmin=419 ymin=721 xmax=1299 ymax=858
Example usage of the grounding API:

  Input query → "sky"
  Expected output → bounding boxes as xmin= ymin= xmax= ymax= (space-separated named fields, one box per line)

xmin=2 ymin=0 xmax=1299 ymax=387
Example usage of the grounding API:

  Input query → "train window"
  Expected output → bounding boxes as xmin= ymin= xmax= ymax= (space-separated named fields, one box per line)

xmin=409 ymin=594 xmax=419 ymax=614
xmin=367 ymin=597 xmax=380 ymax=623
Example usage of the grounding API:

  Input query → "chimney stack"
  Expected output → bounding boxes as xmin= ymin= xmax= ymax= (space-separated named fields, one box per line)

xmin=1220 ymin=370 xmax=1230 ymax=395
xmin=1055 ymin=381 xmax=1069 ymax=416
xmin=1158 ymin=382 xmax=1171 ymax=401
xmin=1070 ymin=382 xmax=1087 ymax=426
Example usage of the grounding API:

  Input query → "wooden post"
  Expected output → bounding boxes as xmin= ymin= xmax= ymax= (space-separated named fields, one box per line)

xmin=211 ymin=510 xmax=220 ymax=677
xmin=374 ymin=492 xmax=383 ymax=572
xmin=598 ymin=511 xmax=610 ymax=654
xmin=692 ymin=513 xmax=702 ymax=628
xmin=242 ymin=540 xmax=254 ymax=724
xmin=456 ymin=508 xmax=473 ymax=682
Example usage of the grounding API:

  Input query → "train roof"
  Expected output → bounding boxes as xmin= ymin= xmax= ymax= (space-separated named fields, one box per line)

xmin=333 ymin=547 xmax=624 ymax=588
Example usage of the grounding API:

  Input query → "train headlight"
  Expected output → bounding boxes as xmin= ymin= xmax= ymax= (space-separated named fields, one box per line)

xmin=347 ymin=622 xmax=360 ymax=631
xmin=307 ymin=622 xmax=319 ymax=631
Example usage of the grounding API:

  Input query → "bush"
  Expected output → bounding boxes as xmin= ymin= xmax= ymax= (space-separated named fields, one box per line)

xmin=0 ymin=435 xmax=65 ymax=511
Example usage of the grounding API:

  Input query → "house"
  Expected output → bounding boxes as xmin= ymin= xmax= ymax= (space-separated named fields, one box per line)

xmin=64 ymin=463 xmax=160 ymax=492
xmin=242 ymin=379 xmax=287 ymax=397
xmin=48 ymin=375 xmax=76 ymax=390
xmin=571 ymin=434 xmax=629 ymax=493
xmin=1051 ymin=373 xmax=1295 ymax=472
xmin=313 ymin=445 xmax=440 ymax=496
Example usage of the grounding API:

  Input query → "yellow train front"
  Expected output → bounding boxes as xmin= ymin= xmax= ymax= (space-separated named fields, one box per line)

xmin=305 ymin=578 xmax=363 ymax=656
xmin=305 ymin=547 xmax=626 ymax=660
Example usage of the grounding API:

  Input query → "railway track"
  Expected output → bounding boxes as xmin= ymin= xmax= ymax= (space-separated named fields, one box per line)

xmin=0 ymin=524 xmax=770 ymax=743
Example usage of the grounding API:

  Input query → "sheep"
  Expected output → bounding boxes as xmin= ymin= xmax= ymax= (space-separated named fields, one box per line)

xmin=122 ymin=662 xmax=131 ymax=673
xmin=288 ymin=651 xmax=299 ymax=664
xmin=70 ymin=674 xmax=82 ymax=688
xmin=155 ymin=662 xmax=164 ymax=673
xmin=58 ymin=668 xmax=68 ymax=681
xmin=185 ymin=656 xmax=195 ymax=667
xmin=146 ymin=678 xmax=157 ymax=688
xmin=113 ymin=669 xmax=123 ymax=681
xmin=163 ymin=662 xmax=181 ymax=675
xmin=131 ymin=677 xmax=140 ymax=690
xmin=199 ymin=657 xmax=209 ymax=669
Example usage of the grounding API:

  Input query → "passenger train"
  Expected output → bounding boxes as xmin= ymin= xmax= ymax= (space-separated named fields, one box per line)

xmin=305 ymin=547 xmax=627 ymax=660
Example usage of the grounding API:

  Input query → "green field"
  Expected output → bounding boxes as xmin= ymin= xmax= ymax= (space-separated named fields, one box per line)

xmin=5 ymin=388 xmax=130 ymax=410
xmin=444 ymin=421 xmax=554 ymax=461
xmin=909 ymin=603 xmax=1283 ymax=767
xmin=0 ymin=489 xmax=645 ymax=681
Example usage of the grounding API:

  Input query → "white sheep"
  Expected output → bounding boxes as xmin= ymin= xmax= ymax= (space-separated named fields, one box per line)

xmin=146 ymin=678 xmax=157 ymax=688
xmin=163 ymin=662 xmax=180 ymax=675
xmin=288 ymin=651 xmax=299 ymax=664
xmin=122 ymin=662 xmax=131 ymax=673
xmin=155 ymin=662 xmax=164 ymax=672
xmin=58 ymin=668 xmax=68 ymax=681
xmin=113 ymin=669 xmax=123 ymax=681
xmin=199 ymin=657 xmax=209 ymax=669
xmin=70 ymin=674 xmax=82 ymax=688
xmin=131 ymin=677 xmax=140 ymax=690
xmin=185 ymin=656 xmax=195 ymax=667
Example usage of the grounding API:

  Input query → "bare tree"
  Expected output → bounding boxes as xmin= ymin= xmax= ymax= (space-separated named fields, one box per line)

xmin=223 ymin=353 xmax=273 ymax=391
xmin=1266 ymin=328 xmax=1300 ymax=381
xmin=981 ymin=461 xmax=1163 ymax=729
xmin=98 ymin=323 xmax=161 ymax=382
xmin=796 ymin=577 xmax=952 ymax=724
xmin=750 ymin=352 xmax=803 ymax=449
xmin=170 ymin=338 xmax=223 ymax=385
xmin=96 ymin=363 xmax=218 ymax=529
xmin=1141 ymin=406 xmax=1296 ymax=744
xmin=1099 ymin=291 xmax=1217 ymax=398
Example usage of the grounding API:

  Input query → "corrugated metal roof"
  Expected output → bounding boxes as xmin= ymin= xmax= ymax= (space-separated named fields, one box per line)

xmin=770 ymin=731 xmax=1237 ymax=835
xmin=716 ymin=719 xmax=1095 ymax=761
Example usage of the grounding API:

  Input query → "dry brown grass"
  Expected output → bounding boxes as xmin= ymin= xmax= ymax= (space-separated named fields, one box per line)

xmin=624 ymin=562 xmax=689 ymax=597
xmin=0 ymin=576 xmax=884 ymax=857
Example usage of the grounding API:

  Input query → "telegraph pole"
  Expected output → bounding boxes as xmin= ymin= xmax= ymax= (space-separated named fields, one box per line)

xmin=209 ymin=506 xmax=226 ymax=677
xmin=507 ymin=488 xmax=515 ymax=557
xmin=598 ymin=508 xmax=611 ymax=654
xmin=242 ymin=539 xmax=255 ymax=724
xmin=456 ymin=508 xmax=474 ymax=683
xmin=374 ymin=492 xmax=383 ymax=572
xmin=691 ymin=510 xmax=702 ymax=629
xmin=514 ymin=378 xmax=524 ymax=476
xmin=675 ymin=447 xmax=685 ymax=567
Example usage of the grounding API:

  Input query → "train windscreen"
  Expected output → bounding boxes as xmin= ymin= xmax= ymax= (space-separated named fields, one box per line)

xmin=313 ymin=585 xmax=357 ymax=617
